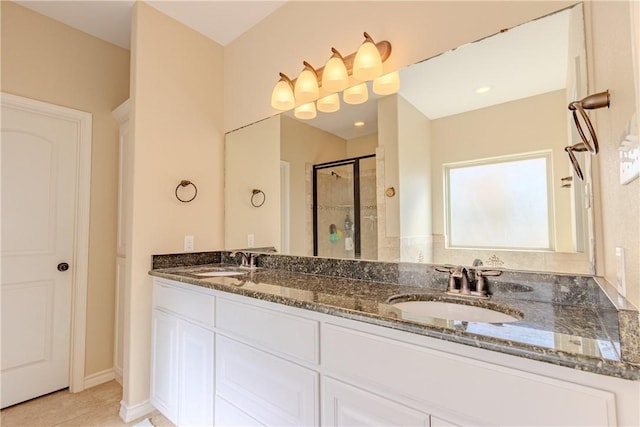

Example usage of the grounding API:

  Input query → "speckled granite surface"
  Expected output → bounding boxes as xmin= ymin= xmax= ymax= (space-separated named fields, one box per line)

xmin=150 ymin=252 xmax=640 ymax=380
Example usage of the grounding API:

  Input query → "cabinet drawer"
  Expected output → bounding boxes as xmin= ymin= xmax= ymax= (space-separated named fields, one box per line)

xmin=216 ymin=335 xmax=318 ymax=426
xmin=216 ymin=298 xmax=319 ymax=364
xmin=153 ymin=281 xmax=214 ymax=327
xmin=322 ymin=324 xmax=616 ymax=426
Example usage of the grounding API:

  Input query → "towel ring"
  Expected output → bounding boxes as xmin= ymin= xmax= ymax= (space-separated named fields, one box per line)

xmin=564 ymin=142 xmax=587 ymax=180
xmin=568 ymin=90 xmax=610 ymax=155
xmin=175 ymin=180 xmax=197 ymax=203
xmin=251 ymin=189 xmax=265 ymax=207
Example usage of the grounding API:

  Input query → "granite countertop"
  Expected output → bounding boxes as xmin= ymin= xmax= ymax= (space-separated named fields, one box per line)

xmin=150 ymin=258 xmax=640 ymax=381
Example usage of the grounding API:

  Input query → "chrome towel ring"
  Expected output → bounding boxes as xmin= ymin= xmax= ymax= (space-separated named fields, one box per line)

xmin=175 ymin=180 xmax=197 ymax=203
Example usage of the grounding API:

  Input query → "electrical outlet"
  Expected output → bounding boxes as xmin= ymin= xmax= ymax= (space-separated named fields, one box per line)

xmin=247 ymin=234 xmax=255 ymax=247
xmin=615 ymin=247 xmax=626 ymax=296
xmin=184 ymin=235 xmax=194 ymax=252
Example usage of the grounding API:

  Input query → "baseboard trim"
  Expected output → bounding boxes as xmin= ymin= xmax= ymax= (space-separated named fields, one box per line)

xmin=113 ymin=365 xmax=123 ymax=386
xmin=119 ymin=399 xmax=155 ymax=423
xmin=83 ymin=369 xmax=115 ymax=389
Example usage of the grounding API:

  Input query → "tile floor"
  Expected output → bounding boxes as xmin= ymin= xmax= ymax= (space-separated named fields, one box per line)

xmin=0 ymin=380 xmax=174 ymax=427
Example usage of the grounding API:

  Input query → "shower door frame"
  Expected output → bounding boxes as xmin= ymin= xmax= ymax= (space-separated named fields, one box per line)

xmin=312 ymin=154 xmax=375 ymax=259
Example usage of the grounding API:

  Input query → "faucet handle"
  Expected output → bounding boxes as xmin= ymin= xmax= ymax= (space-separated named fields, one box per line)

xmin=433 ymin=265 xmax=457 ymax=292
xmin=476 ymin=269 xmax=502 ymax=277
xmin=472 ymin=269 xmax=501 ymax=298
xmin=433 ymin=265 xmax=455 ymax=273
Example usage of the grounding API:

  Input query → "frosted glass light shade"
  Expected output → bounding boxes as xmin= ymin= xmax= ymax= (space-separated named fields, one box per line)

xmin=343 ymin=83 xmax=368 ymax=105
xmin=271 ymin=77 xmax=295 ymax=110
xmin=317 ymin=94 xmax=340 ymax=113
xmin=295 ymin=102 xmax=317 ymax=120
xmin=353 ymin=38 xmax=383 ymax=81
xmin=373 ymin=71 xmax=400 ymax=95
xmin=294 ymin=64 xmax=319 ymax=104
xmin=322 ymin=54 xmax=349 ymax=93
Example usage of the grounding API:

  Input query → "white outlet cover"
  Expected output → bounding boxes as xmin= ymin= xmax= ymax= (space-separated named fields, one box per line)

xmin=184 ymin=235 xmax=194 ymax=252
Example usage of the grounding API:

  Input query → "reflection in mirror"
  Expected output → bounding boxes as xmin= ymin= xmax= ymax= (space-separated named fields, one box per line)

xmin=225 ymin=3 xmax=593 ymax=274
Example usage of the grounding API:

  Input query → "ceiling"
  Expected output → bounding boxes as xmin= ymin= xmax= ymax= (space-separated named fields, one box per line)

xmin=15 ymin=1 xmax=573 ymax=138
xmin=14 ymin=0 xmax=288 ymax=48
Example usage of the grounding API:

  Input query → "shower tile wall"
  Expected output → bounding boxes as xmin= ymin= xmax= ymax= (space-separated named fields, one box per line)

xmin=359 ymin=159 xmax=378 ymax=260
xmin=316 ymin=168 xmax=354 ymax=259
xmin=313 ymin=159 xmax=378 ymax=260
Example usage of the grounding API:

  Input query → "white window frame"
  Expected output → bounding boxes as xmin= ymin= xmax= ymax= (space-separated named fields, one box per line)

xmin=443 ymin=150 xmax=555 ymax=251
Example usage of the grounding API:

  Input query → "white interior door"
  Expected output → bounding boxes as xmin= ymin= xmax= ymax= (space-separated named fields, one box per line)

xmin=1 ymin=96 xmax=81 ymax=408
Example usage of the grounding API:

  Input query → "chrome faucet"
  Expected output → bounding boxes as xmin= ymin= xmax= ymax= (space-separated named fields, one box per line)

xmin=230 ymin=251 xmax=257 ymax=269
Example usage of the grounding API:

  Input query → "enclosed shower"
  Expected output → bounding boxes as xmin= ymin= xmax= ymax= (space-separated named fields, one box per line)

xmin=313 ymin=155 xmax=377 ymax=259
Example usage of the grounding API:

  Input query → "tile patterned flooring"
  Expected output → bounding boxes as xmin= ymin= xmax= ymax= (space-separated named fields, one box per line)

xmin=0 ymin=381 xmax=174 ymax=427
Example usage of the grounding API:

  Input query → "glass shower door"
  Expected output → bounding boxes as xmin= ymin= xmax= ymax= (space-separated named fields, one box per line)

xmin=313 ymin=155 xmax=376 ymax=260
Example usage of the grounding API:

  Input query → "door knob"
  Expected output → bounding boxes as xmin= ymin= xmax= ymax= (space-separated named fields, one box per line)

xmin=57 ymin=262 xmax=69 ymax=272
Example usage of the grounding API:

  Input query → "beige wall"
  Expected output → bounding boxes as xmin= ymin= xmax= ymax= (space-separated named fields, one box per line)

xmin=430 ymin=90 xmax=574 ymax=250
xmin=126 ymin=1 xmax=224 ymax=407
xmin=589 ymin=1 xmax=639 ymax=307
xmin=225 ymin=116 xmax=281 ymax=251
xmin=397 ymin=95 xmax=432 ymax=263
xmin=347 ymin=134 xmax=377 ymax=158
xmin=280 ymin=115 xmax=348 ymax=255
xmin=378 ymin=95 xmax=401 ymax=239
xmin=1 ymin=2 xmax=130 ymax=377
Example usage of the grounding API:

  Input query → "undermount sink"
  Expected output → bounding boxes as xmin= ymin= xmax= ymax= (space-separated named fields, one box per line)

xmin=388 ymin=295 xmax=521 ymax=324
xmin=194 ymin=271 xmax=247 ymax=277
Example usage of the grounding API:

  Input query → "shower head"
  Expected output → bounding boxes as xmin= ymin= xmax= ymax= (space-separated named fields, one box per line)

xmin=331 ymin=171 xmax=342 ymax=179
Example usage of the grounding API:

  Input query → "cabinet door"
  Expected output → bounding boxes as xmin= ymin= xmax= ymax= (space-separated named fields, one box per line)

xmin=178 ymin=320 xmax=214 ymax=426
xmin=215 ymin=396 xmax=265 ymax=427
xmin=322 ymin=377 xmax=429 ymax=427
xmin=150 ymin=309 xmax=179 ymax=425
xmin=216 ymin=335 xmax=318 ymax=426
xmin=430 ymin=416 xmax=460 ymax=427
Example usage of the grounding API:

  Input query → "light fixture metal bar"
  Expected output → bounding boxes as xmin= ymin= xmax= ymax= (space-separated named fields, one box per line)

xmin=290 ymin=40 xmax=392 ymax=87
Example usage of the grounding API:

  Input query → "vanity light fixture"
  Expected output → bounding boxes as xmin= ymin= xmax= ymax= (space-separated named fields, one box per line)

xmin=343 ymin=83 xmax=369 ymax=105
xmin=295 ymin=101 xmax=317 ymax=120
xmin=373 ymin=71 xmax=401 ymax=95
xmin=475 ymin=85 xmax=492 ymax=94
xmin=271 ymin=73 xmax=295 ymax=110
xmin=354 ymin=121 xmax=365 ymax=127
xmin=270 ymin=32 xmax=395 ymax=118
xmin=353 ymin=32 xmax=384 ymax=81
xmin=294 ymin=61 xmax=320 ymax=104
xmin=322 ymin=48 xmax=349 ymax=93
xmin=317 ymin=93 xmax=341 ymax=113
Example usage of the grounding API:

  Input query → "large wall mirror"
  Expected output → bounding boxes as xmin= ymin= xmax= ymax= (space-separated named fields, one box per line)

xmin=225 ymin=3 xmax=594 ymax=274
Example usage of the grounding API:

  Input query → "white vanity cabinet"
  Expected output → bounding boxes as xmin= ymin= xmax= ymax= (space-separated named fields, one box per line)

xmin=322 ymin=377 xmax=431 ymax=427
xmin=214 ymin=298 xmax=320 ymax=426
xmin=150 ymin=278 xmax=637 ymax=427
xmin=150 ymin=280 xmax=215 ymax=426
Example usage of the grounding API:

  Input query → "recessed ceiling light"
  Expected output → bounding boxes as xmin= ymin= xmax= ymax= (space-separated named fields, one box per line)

xmin=354 ymin=121 xmax=365 ymax=127
xmin=475 ymin=86 xmax=492 ymax=94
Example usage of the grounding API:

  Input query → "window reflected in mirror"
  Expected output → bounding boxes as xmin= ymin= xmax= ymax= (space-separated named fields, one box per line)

xmin=445 ymin=152 xmax=552 ymax=250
